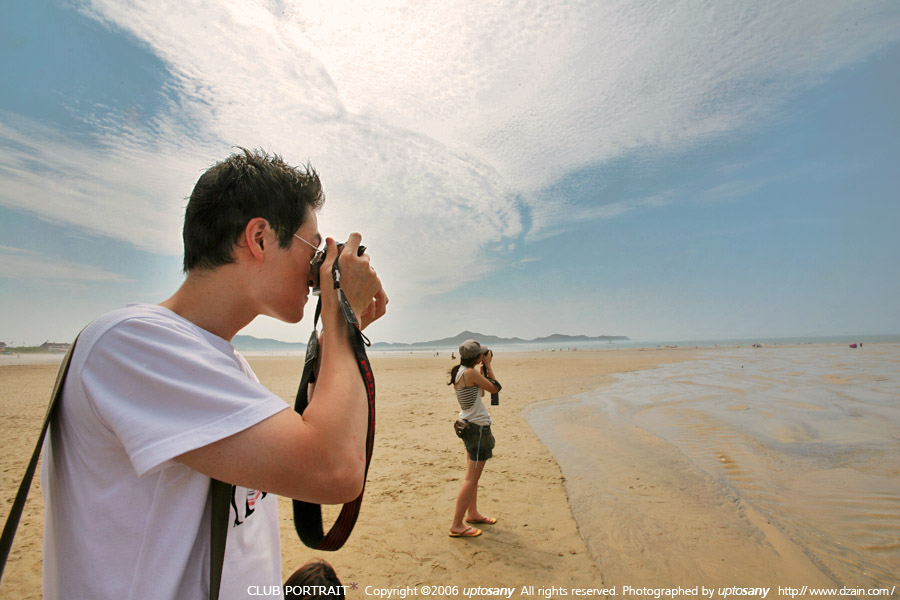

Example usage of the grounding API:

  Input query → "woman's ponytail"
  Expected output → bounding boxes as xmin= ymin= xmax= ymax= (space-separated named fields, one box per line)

xmin=448 ymin=355 xmax=479 ymax=385
xmin=448 ymin=364 xmax=461 ymax=385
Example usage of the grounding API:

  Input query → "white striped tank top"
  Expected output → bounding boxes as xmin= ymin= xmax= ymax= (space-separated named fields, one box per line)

xmin=454 ymin=367 xmax=492 ymax=426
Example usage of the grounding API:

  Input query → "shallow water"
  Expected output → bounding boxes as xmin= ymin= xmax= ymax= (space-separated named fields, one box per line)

xmin=527 ymin=344 xmax=900 ymax=588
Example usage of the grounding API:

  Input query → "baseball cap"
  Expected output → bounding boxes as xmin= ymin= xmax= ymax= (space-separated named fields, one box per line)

xmin=459 ymin=339 xmax=488 ymax=359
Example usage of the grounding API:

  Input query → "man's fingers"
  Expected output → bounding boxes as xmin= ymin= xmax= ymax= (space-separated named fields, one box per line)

xmin=359 ymin=288 xmax=389 ymax=330
xmin=342 ymin=232 xmax=363 ymax=256
xmin=373 ymin=288 xmax=389 ymax=316
xmin=319 ymin=237 xmax=338 ymax=288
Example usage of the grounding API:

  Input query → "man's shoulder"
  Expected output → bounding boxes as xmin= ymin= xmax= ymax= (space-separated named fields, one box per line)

xmin=82 ymin=304 xmax=188 ymax=341
xmin=89 ymin=303 xmax=174 ymax=326
xmin=77 ymin=304 xmax=225 ymax=362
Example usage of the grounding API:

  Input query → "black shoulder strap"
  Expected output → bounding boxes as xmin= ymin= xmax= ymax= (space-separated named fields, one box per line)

xmin=209 ymin=479 xmax=232 ymax=600
xmin=0 ymin=338 xmax=78 ymax=582
xmin=480 ymin=365 xmax=501 ymax=391
xmin=292 ymin=289 xmax=376 ymax=551
xmin=0 ymin=335 xmax=231 ymax=600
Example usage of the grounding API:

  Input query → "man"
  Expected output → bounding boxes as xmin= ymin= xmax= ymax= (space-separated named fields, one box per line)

xmin=41 ymin=148 xmax=387 ymax=599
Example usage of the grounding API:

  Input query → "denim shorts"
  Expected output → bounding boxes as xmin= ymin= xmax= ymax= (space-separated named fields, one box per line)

xmin=461 ymin=424 xmax=495 ymax=462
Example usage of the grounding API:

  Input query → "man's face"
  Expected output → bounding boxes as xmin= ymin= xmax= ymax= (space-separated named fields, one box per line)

xmin=264 ymin=209 xmax=321 ymax=324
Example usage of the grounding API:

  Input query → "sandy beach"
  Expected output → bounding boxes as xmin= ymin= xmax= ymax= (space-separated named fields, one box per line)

xmin=2 ymin=346 xmax=898 ymax=599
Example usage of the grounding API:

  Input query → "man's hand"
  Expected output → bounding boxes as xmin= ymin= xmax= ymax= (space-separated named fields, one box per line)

xmin=321 ymin=233 xmax=388 ymax=330
xmin=358 ymin=288 xmax=389 ymax=330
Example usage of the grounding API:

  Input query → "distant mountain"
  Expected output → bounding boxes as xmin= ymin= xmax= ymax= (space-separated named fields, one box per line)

xmin=372 ymin=330 xmax=526 ymax=348
xmin=531 ymin=333 xmax=628 ymax=343
xmin=371 ymin=330 xmax=629 ymax=349
xmin=233 ymin=335 xmax=306 ymax=352
xmin=234 ymin=331 xmax=629 ymax=352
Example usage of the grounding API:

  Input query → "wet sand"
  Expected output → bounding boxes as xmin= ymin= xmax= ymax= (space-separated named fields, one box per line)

xmin=527 ymin=344 xmax=900 ymax=594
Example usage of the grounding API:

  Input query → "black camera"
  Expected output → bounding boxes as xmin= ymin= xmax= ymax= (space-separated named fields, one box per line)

xmin=480 ymin=349 xmax=500 ymax=406
xmin=309 ymin=242 xmax=366 ymax=296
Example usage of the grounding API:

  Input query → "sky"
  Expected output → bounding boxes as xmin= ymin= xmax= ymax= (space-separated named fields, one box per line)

xmin=2 ymin=0 xmax=899 ymax=346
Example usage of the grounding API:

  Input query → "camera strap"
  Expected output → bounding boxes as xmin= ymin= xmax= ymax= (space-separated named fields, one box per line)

xmin=0 ymin=339 xmax=78 ymax=585
xmin=292 ymin=259 xmax=376 ymax=551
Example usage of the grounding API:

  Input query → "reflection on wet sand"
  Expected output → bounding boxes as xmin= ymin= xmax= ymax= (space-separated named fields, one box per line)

xmin=527 ymin=344 xmax=900 ymax=591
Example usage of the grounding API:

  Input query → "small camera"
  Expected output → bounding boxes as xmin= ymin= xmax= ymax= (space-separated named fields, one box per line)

xmin=309 ymin=242 xmax=366 ymax=296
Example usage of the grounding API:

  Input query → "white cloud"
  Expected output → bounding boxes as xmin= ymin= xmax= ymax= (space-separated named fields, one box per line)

xmin=0 ymin=245 xmax=135 ymax=282
xmin=525 ymin=191 xmax=676 ymax=242
xmin=0 ymin=115 xmax=208 ymax=255
xmin=3 ymin=0 xmax=899 ymax=304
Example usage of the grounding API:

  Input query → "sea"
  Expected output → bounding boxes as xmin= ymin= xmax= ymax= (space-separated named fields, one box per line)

xmin=367 ymin=334 xmax=900 ymax=355
xmin=525 ymin=342 xmax=900 ymax=589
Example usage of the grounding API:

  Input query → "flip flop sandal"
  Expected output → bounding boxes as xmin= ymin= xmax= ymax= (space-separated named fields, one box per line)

xmin=448 ymin=526 xmax=482 ymax=538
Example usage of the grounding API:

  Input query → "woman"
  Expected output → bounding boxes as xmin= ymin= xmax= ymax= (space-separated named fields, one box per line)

xmin=448 ymin=339 xmax=501 ymax=537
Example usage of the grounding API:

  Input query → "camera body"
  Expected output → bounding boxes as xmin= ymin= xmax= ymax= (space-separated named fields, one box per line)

xmin=480 ymin=349 xmax=500 ymax=406
xmin=309 ymin=242 xmax=366 ymax=296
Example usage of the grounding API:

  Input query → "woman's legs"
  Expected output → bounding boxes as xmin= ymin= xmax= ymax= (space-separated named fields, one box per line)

xmin=450 ymin=457 xmax=487 ymax=534
xmin=464 ymin=459 xmax=492 ymax=523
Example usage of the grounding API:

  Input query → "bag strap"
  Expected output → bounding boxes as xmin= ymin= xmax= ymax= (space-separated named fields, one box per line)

xmin=0 ymin=335 xmax=231 ymax=600
xmin=0 ymin=338 xmax=79 ymax=582
xmin=292 ymin=262 xmax=376 ymax=551
xmin=208 ymin=479 xmax=232 ymax=600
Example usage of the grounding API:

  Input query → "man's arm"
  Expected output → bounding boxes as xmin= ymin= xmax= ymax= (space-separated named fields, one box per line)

xmin=178 ymin=235 xmax=384 ymax=504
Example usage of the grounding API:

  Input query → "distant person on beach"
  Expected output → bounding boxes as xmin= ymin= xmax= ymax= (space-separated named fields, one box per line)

xmin=447 ymin=339 xmax=501 ymax=537
xmin=41 ymin=148 xmax=387 ymax=599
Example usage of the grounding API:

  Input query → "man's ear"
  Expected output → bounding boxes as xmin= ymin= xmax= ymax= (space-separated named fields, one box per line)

xmin=243 ymin=217 xmax=269 ymax=261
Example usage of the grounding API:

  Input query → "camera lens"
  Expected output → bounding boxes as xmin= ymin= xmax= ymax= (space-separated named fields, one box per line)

xmin=309 ymin=251 xmax=326 ymax=296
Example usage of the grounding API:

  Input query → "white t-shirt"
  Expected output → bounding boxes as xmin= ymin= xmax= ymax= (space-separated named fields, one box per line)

xmin=41 ymin=304 xmax=290 ymax=600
